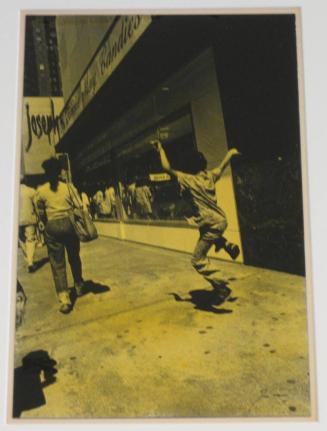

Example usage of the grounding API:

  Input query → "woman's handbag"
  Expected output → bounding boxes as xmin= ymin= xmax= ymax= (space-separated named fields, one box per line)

xmin=67 ymin=183 xmax=98 ymax=242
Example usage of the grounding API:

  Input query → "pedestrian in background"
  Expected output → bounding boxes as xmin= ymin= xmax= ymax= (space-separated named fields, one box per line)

xmin=19 ymin=176 xmax=37 ymax=273
xmin=106 ymin=184 xmax=117 ymax=218
xmin=80 ymin=188 xmax=91 ymax=216
xmin=134 ymin=177 xmax=153 ymax=219
xmin=36 ymin=157 xmax=84 ymax=314
xmin=93 ymin=187 xmax=105 ymax=219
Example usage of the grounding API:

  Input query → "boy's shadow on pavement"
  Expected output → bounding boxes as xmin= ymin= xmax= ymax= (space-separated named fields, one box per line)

xmin=70 ymin=280 xmax=111 ymax=306
xmin=170 ymin=279 xmax=237 ymax=314
xmin=13 ymin=350 xmax=57 ymax=418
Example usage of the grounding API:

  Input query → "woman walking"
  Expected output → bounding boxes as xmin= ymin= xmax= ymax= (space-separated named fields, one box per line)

xmin=36 ymin=158 xmax=84 ymax=314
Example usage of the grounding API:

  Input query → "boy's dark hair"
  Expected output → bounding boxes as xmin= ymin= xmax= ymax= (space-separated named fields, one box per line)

xmin=187 ymin=151 xmax=208 ymax=174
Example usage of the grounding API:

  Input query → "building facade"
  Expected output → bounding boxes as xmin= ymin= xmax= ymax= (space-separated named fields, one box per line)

xmin=22 ymin=16 xmax=64 ymax=181
xmin=55 ymin=15 xmax=305 ymax=275
xmin=24 ymin=16 xmax=62 ymax=97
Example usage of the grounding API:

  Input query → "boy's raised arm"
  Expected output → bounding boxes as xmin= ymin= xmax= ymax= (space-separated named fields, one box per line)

xmin=150 ymin=139 xmax=178 ymax=177
xmin=211 ymin=148 xmax=241 ymax=182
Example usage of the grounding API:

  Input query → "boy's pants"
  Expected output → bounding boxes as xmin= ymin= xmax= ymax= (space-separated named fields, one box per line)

xmin=191 ymin=223 xmax=227 ymax=277
xmin=45 ymin=217 xmax=83 ymax=304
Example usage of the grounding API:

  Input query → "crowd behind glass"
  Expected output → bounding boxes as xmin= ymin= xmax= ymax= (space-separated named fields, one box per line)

xmin=79 ymin=170 xmax=190 ymax=222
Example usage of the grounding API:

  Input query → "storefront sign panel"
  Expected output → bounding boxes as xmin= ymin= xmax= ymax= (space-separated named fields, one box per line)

xmin=149 ymin=173 xmax=171 ymax=182
xmin=22 ymin=97 xmax=64 ymax=175
xmin=59 ymin=15 xmax=152 ymax=138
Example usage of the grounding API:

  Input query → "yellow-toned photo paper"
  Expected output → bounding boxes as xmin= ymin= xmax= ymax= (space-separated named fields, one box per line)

xmin=9 ymin=10 xmax=315 ymax=421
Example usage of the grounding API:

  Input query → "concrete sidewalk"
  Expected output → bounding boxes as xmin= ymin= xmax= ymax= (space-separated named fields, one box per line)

xmin=13 ymin=236 xmax=311 ymax=418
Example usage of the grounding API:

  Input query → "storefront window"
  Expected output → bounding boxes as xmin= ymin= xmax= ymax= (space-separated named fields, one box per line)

xmin=115 ymin=107 xmax=196 ymax=222
xmin=77 ymin=107 xmax=197 ymax=224
xmin=82 ymin=170 xmax=119 ymax=221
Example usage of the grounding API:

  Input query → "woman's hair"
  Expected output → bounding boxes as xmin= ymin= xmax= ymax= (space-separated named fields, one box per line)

xmin=42 ymin=157 xmax=62 ymax=191
xmin=187 ymin=151 xmax=208 ymax=174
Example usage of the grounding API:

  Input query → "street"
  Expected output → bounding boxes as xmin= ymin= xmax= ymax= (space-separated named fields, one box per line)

xmin=14 ymin=236 xmax=311 ymax=418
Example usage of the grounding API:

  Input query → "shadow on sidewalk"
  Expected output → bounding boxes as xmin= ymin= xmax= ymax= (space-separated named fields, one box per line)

xmin=33 ymin=257 xmax=50 ymax=271
xmin=83 ymin=280 xmax=111 ymax=295
xmin=169 ymin=279 xmax=236 ymax=314
xmin=13 ymin=350 xmax=57 ymax=418
xmin=70 ymin=280 xmax=111 ymax=306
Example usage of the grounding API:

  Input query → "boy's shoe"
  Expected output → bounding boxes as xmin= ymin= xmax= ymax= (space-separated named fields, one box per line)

xmin=207 ymin=278 xmax=232 ymax=302
xmin=59 ymin=303 xmax=72 ymax=314
xmin=214 ymin=237 xmax=226 ymax=253
xmin=225 ymin=243 xmax=240 ymax=260
xmin=217 ymin=285 xmax=232 ymax=301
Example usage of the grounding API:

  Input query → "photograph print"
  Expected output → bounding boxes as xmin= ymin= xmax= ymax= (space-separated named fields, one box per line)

xmin=11 ymin=11 xmax=314 ymax=419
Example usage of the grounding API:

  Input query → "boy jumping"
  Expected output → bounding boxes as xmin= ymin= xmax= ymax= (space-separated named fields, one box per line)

xmin=151 ymin=140 xmax=241 ymax=288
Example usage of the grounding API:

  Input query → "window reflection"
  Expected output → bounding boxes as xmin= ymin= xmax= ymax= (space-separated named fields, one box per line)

xmin=80 ymin=107 xmax=196 ymax=223
xmin=90 ymin=183 xmax=117 ymax=220
xmin=117 ymin=108 xmax=196 ymax=222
